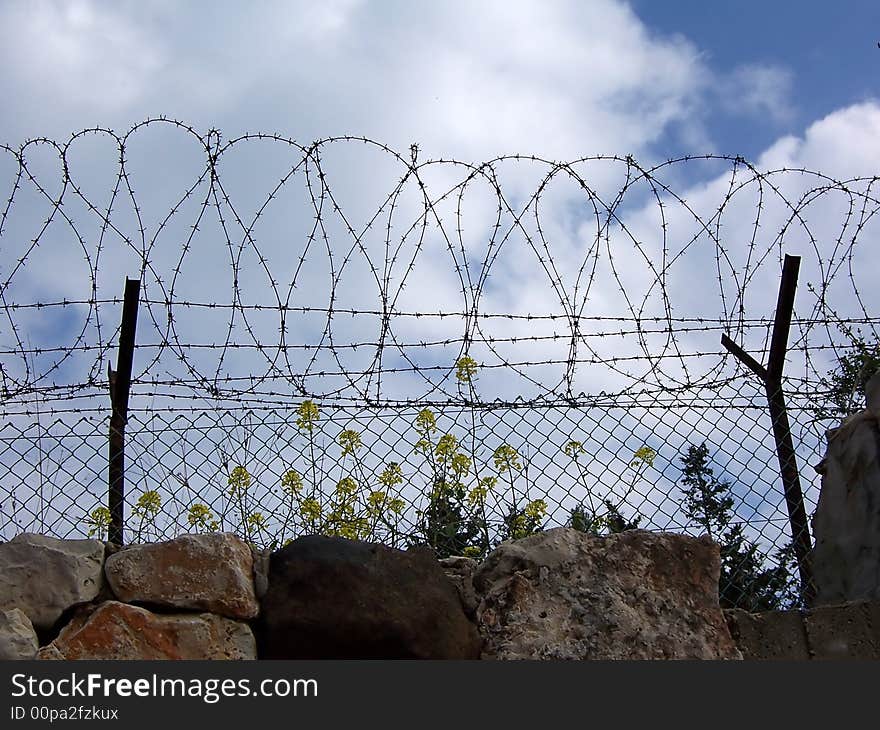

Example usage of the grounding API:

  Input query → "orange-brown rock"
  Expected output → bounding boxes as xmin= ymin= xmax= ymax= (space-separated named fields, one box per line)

xmin=37 ymin=601 xmax=256 ymax=660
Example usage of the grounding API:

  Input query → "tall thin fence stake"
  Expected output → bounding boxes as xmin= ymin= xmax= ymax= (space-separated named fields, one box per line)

xmin=108 ymin=277 xmax=140 ymax=546
xmin=721 ymin=254 xmax=815 ymax=604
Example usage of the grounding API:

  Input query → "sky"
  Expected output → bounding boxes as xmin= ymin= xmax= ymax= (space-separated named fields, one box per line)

xmin=0 ymin=0 xmax=877 ymax=157
xmin=1 ymin=0 xmax=880 ymax=549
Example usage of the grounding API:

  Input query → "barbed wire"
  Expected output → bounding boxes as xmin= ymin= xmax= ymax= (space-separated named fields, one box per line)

xmin=1 ymin=118 xmax=879 ymax=408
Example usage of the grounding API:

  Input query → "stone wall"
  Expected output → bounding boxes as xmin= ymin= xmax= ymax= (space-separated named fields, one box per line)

xmin=2 ymin=527 xmax=745 ymax=660
xmin=725 ymin=600 xmax=880 ymax=659
xmin=2 ymin=525 xmax=874 ymax=661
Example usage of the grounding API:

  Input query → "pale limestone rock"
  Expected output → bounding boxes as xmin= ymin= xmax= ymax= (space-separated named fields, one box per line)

xmin=811 ymin=409 xmax=880 ymax=606
xmin=104 ymin=533 xmax=258 ymax=619
xmin=0 ymin=534 xmax=105 ymax=630
xmin=473 ymin=527 xmax=741 ymax=660
xmin=39 ymin=601 xmax=256 ymax=660
xmin=0 ymin=608 xmax=39 ymax=659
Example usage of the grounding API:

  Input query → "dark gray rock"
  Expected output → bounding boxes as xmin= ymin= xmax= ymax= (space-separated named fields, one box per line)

xmin=724 ymin=608 xmax=809 ymax=660
xmin=439 ymin=555 xmax=480 ymax=618
xmin=257 ymin=535 xmax=482 ymax=659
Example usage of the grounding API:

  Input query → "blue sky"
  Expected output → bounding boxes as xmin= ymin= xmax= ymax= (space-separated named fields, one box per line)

xmin=2 ymin=0 xmax=879 ymax=429
xmin=632 ymin=0 xmax=880 ymax=157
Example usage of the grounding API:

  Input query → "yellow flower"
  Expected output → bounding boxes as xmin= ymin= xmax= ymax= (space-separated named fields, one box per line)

xmin=134 ymin=489 xmax=162 ymax=517
xmin=415 ymin=408 xmax=437 ymax=436
xmin=524 ymin=499 xmax=548 ymax=521
xmin=228 ymin=465 xmax=252 ymax=497
xmin=493 ymin=444 xmax=522 ymax=473
xmin=378 ymin=462 xmax=403 ymax=487
xmin=451 ymin=452 xmax=472 ymax=479
xmin=455 ymin=356 xmax=479 ymax=383
xmin=435 ymin=433 xmax=458 ymax=460
xmin=187 ymin=503 xmax=216 ymax=530
xmin=300 ymin=497 xmax=322 ymax=521
xmin=631 ymin=446 xmax=657 ymax=468
xmin=295 ymin=399 xmax=320 ymax=433
xmin=336 ymin=477 xmax=358 ymax=496
xmin=388 ymin=498 xmax=406 ymax=514
xmin=84 ymin=506 xmax=111 ymax=538
xmin=467 ymin=485 xmax=488 ymax=506
xmin=281 ymin=469 xmax=303 ymax=494
xmin=338 ymin=429 xmax=363 ymax=457
xmin=563 ymin=440 xmax=586 ymax=459
xmin=367 ymin=490 xmax=387 ymax=510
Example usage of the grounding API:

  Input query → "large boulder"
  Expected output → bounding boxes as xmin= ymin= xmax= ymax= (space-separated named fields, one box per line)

xmin=473 ymin=527 xmax=741 ymax=659
xmin=0 ymin=534 xmax=105 ymax=631
xmin=257 ymin=536 xmax=482 ymax=659
xmin=0 ymin=608 xmax=39 ymax=660
xmin=104 ymin=533 xmax=259 ymax=619
xmin=37 ymin=601 xmax=256 ymax=660
xmin=811 ymin=405 xmax=880 ymax=606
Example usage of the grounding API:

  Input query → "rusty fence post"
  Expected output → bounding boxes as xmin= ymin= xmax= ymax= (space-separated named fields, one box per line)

xmin=108 ymin=277 xmax=140 ymax=546
xmin=721 ymin=254 xmax=815 ymax=605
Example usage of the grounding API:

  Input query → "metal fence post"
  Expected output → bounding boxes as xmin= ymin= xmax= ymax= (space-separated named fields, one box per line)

xmin=108 ymin=277 xmax=140 ymax=546
xmin=721 ymin=254 xmax=815 ymax=605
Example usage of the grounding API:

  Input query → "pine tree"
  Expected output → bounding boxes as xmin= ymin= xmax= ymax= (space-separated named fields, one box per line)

xmin=678 ymin=442 xmax=796 ymax=611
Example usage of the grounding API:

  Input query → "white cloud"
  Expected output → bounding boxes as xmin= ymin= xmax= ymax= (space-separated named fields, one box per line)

xmin=0 ymin=0 xmax=163 ymax=119
xmin=1 ymin=0 xmax=710 ymax=158
xmin=719 ymin=64 xmax=795 ymax=123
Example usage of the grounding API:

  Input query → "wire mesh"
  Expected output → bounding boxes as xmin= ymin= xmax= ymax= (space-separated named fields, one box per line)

xmin=3 ymin=120 xmax=879 ymax=610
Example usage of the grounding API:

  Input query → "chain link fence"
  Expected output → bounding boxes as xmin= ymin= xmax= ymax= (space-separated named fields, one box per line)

xmin=3 ymin=121 xmax=880 ymax=610
xmin=0 ymin=379 xmax=827 ymax=611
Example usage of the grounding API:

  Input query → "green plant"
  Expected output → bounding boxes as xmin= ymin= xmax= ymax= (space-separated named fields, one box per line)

xmin=813 ymin=330 xmax=880 ymax=421
xmin=493 ymin=443 xmax=547 ymax=542
xmin=413 ymin=408 xmax=483 ymax=557
xmin=84 ymin=506 xmax=112 ymax=540
xmin=678 ymin=441 xmax=796 ymax=610
xmin=455 ymin=355 xmax=493 ymax=556
xmin=564 ymin=441 xmax=648 ymax=535
xmin=249 ymin=421 xmax=408 ymax=548
xmin=186 ymin=503 xmax=219 ymax=532
xmin=132 ymin=489 xmax=163 ymax=543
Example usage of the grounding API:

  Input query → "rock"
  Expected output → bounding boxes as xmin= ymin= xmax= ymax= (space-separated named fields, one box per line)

xmin=473 ymin=527 xmax=741 ymax=660
xmin=0 ymin=608 xmax=39 ymax=660
xmin=35 ymin=644 xmax=65 ymax=660
xmin=104 ymin=533 xmax=258 ymax=619
xmin=439 ymin=556 xmax=480 ymax=618
xmin=37 ymin=601 xmax=256 ymax=660
xmin=865 ymin=369 xmax=880 ymax=418
xmin=811 ymin=410 xmax=880 ymax=606
xmin=0 ymin=534 xmax=105 ymax=631
xmin=724 ymin=608 xmax=809 ymax=660
xmin=803 ymin=601 xmax=878 ymax=659
xmin=250 ymin=545 xmax=271 ymax=601
xmin=257 ymin=535 xmax=482 ymax=659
